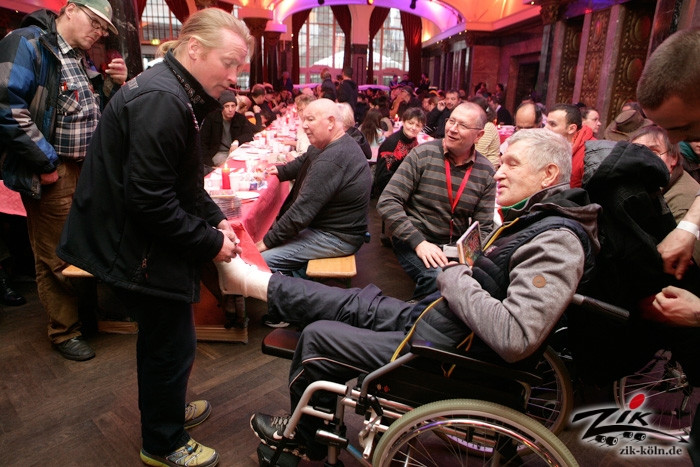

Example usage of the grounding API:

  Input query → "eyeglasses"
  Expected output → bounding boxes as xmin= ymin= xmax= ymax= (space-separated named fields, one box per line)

xmin=446 ymin=118 xmax=482 ymax=132
xmin=651 ymin=149 xmax=669 ymax=157
xmin=78 ymin=5 xmax=109 ymax=36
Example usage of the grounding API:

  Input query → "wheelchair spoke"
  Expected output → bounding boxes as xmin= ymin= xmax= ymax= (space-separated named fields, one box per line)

xmin=525 ymin=348 xmax=573 ymax=435
xmin=614 ymin=350 xmax=698 ymax=436
xmin=373 ymin=399 xmax=577 ymax=466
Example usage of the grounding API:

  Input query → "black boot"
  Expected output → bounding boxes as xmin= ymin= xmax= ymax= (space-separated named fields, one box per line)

xmin=0 ymin=267 xmax=26 ymax=306
xmin=223 ymin=294 xmax=248 ymax=329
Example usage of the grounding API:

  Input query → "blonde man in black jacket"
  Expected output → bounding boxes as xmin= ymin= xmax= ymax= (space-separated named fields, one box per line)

xmin=58 ymin=9 xmax=253 ymax=467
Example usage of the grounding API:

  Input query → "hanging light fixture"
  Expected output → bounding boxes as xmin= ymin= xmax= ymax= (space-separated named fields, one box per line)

xmin=409 ymin=0 xmax=417 ymax=9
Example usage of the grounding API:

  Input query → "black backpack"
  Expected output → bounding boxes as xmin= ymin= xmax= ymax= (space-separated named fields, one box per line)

xmin=582 ymin=141 xmax=677 ymax=310
xmin=568 ymin=141 xmax=697 ymax=383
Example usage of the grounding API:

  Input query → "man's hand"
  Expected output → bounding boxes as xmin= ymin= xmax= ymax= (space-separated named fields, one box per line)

xmin=105 ymin=58 xmax=127 ymax=85
xmin=415 ymin=240 xmax=449 ymax=269
xmin=652 ymin=286 xmax=700 ymax=326
xmin=255 ymin=240 xmax=268 ymax=253
xmin=437 ymin=100 xmax=446 ymax=111
xmin=265 ymin=165 xmax=279 ymax=177
xmin=217 ymin=219 xmax=236 ymax=239
xmin=213 ymin=221 xmax=242 ymax=262
xmin=214 ymin=234 xmax=242 ymax=263
xmin=40 ymin=170 xmax=59 ymax=185
xmin=657 ymin=228 xmax=695 ymax=279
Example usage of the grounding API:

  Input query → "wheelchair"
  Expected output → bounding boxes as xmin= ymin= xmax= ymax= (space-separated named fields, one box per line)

xmin=547 ymin=294 xmax=698 ymax=439
xmin=613 ymin=349 xmax=697 ymax=437
xmin=259 ymin=329 xmax=579 ymax=466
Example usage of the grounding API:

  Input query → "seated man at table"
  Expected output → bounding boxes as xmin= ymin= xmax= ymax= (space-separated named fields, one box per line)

xmin=200 ymin=90 xmax=261 ymax=169
xmin=377 ymin=102 xmax=497 ymax=300
xmin=251 ymin=83 xmax=277 ymax=126
xmin=256 ymin=98 xmax=371 ymax=278
xmin=216 ymin=129 xmax=599 ymax=461
xmin=294 ymin=93 xmax=315 ymax=154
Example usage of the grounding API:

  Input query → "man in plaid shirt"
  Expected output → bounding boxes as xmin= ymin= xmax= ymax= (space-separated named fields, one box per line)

xmin=0 ymin=0 xmax=125 ymax=361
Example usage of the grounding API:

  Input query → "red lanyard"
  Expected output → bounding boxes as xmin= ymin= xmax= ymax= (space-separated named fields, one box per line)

xmin=445 ymin=158 xmax=473 ymax=242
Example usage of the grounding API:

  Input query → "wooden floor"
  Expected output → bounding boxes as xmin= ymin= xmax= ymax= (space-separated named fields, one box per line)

xmin=0 ymin=201 xmax=692 ymax=466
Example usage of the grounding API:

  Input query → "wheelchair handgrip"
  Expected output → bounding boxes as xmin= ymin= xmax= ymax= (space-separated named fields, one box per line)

xmin=571 ymin=293 xmax=630 ymax=322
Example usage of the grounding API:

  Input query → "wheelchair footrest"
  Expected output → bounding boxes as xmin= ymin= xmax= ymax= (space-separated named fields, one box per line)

xmin=261 ymin=329 xmax=301 ymax=360
xmin=256 ymin=443 xmax=300 ymax=467
xmin=315 ymin=429 xmax=348 ymax=449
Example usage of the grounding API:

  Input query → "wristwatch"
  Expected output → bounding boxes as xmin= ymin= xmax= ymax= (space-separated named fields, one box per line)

xmin=676 ymin=220 xmax=700 ymax=240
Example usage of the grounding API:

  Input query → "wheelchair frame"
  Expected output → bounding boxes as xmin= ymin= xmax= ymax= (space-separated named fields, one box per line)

xmin=257 ymin=293 xmax=696 ymax=466
xmin=259 ymin=334 xmax=579 ymax=466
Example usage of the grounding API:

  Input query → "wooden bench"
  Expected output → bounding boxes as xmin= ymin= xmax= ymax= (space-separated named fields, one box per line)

xmin=61 ymin=264 xmax=139 ymax=335
xmin=306 ymin=254 xmax=356 ymax=287
xmin=62 ymin=264 xmax=95 ymax=278
xmin=61 ymin=264 xmax=248 ymax=342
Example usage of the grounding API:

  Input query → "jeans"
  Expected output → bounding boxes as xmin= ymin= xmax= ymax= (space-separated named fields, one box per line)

xmin=261 ymin=228 xmax=361 ymax=275
xmin=392 ymin=238 xmax=441 ymax=300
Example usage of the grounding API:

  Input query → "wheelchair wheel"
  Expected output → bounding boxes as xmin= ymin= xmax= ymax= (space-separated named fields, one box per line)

xmin=526 ymin=347 xmax=573 ymax=435
xmin=372 ymin=398 xmax=578 ymax=466
xmin=613 ymin=349 xmax=697 ymax=437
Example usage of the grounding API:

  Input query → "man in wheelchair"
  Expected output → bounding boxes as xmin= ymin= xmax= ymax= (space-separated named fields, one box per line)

xmin=218 ymin=128 xmax=601 ymax=461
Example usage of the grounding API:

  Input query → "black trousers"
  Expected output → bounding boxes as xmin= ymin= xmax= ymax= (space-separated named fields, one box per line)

xmin=267 ymin=275 xmax=416 ymax=451
xmin=114 ymin=287 xmax=196 ymax=454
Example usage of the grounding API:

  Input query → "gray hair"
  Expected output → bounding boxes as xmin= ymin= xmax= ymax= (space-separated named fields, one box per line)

xmin=294 ymin=93 xmax=316 ymax=109
xmin=337 ymin=102 xmax=355 ymax=130
xmin=506 ymin=128 xmax=572 ymax=183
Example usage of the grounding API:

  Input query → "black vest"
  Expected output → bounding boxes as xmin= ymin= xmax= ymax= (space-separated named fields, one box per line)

xmin=411 ymin=211 xmax=594 ymax=369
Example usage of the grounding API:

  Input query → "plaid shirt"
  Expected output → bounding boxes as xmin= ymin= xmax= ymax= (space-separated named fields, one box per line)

xmin=53 ymin=34 xmax=100 ymax=160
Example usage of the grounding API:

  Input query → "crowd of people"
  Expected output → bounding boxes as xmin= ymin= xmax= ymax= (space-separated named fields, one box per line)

xmin=1 ymin=3 xmax=699 ymax=466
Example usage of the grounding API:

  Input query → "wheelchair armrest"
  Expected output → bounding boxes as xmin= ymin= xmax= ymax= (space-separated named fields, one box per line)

xmin=571 ymin=293 xmax=630 ymax=323
xmin=409 ymin=340 xmax=542 ymax=386
xmin=261 ymin=328 xmax=301 ymax=360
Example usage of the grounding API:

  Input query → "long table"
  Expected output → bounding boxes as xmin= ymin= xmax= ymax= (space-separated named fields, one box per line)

xmin=194 ymin=133 xmax=294 ymax=342
xmin=0 ymin=184 xmax=26 ymax=216
xmin=1 ymin=136 xmax=293 ymax=343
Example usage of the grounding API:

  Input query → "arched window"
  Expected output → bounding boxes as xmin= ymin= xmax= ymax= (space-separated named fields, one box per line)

xmin=372 ymin=9 xmax=408 ymax=86
xmin=298 ymin=6 xmax=345 ymax=84
xmin=140 ymin=1 xmax=242 ymax=45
